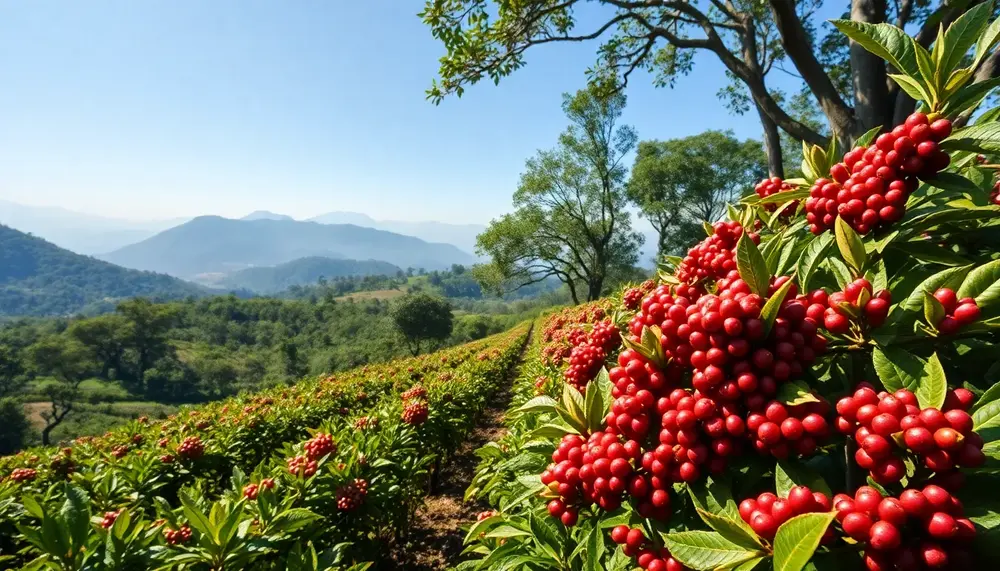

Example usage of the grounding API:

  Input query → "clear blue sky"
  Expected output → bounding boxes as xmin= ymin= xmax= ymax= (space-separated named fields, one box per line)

xmin=0 ymin=1 xmax=840 ymax=224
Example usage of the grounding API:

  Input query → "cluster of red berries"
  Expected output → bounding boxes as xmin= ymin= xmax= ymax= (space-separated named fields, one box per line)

xmin=476 ymin=510 xmax=496 ymax=521
xmin=160 ymin=454 xmax=175 ymax=464
xmin=991 ymin=179 xmax=1000 ymax=205
xmin=836 ymin=386 xmax=984 ymax=484
xmin=623 ymin=287 xmax=644 ymax=310
xmin=304 ymin=432 xmax=337 ymax=460
xmin=738 ymin=486 xmax=834 ymax=540
xmin=287 ymin=454 xmax=318 ymax=478
xmin=539 ymin=304 xmax=609 ymax=367
xmin=823 ymin=278 xmax=892 ymax=333
xmin=163 ymin=525 xmax=192 ymax=545
xmin=402 ymin=401 xmax=429 ymax=425
xmin=541 ymin=432 xmax=641 ymax=526
xmin=755 ymin=177 xmax=799 ymax=217
xmin=401 ymin=385 xmax=427 ymax=401
xmin=9 ymin=468 xmax=37 ymax=483
xmin=335 ymin=478 xmax=368 ymax=511
xmin=177 ymin=436 xmax=204 ymax=460
xmin=747 ymin=398 xmax=831 ymax=459
xmin=112 ymin=445 xmax=129 ymax=459
xmin=806 ymin=113 xmax=952 ymax=235
xmin=354 ymin=415 xmax=379 ymax=430
xmin=243 ymin=478 xmax=275 ymax=500
xmin=834 ymin=485 xmax=974 ymax=569
xmin=675 ymin=221 xmax=754 ymax=285
xmin=629 ymin=276 xmax=827 ymax=402
xmin=101 ymin=509 xmax=122 ymax=529
xmin=609 ymin=526 xmax=687 ymax=571
xmin=931 ymin=288 xmax=981 ymax=335
xmin=563 ymin=320 xmax=620 ymax=391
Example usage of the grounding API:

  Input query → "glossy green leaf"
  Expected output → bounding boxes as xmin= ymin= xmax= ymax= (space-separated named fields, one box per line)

xmin=940 ymin=3 xmax=993 ymax=82
xmin=516 ymin=396 xmax=558 ymax=415
xmin=665 ymin=530 xmax=764 ymax=571
xmin=855 ymin=126 xmax=882 ymax=148
xmin=695 ymin=508 xmax=763 ymax=549
xmin=958 ymin=259 xmax=1000 ymax=309
xmin=772 ymin=511 xmax=837 ymax=571
xmin=584 ymin=368 xmax=609 ymax=432
xmin=834 ymin=216 xmax=866 ymax=274
xmin=974 ymin=399 xmax=1000 ymax=432
xmin=832 ymin=20 xmax=918 ymax=77
xmin=760 ymin=277 xmax=795 ymax=337
xmin=924 ymin=291 xmax=946 ymax=326
xmin=917 ymin=353 xmax=948 ymax=410
xmin=890 ymin=73 xmax=931 ymax=103
xmin=775 ymin=461 xmax=832 ymax=497
xmin=528 ymin=514 xmax=562 ymax=563
xmin=943 ymin=77 xmax=1000 ymax=117
xmin=973 ymin=12 xmax=1000 ymax=70
xmin=583 ymin=522 xmax=605 ymax=571
xmin=775 ymin=380 xmax=820 ymax=407
xmin=898 ymin=265 xmax=971 ymax=315
xmin=873 ymin=345 xmax=924 ymax=393
xmin=796 ymin=233 xmax=833 ymax=292
xmin=941 ymin=122 xmax=1000 ymax=153
xmin=736 ymin=233 xmax=770 ymax=297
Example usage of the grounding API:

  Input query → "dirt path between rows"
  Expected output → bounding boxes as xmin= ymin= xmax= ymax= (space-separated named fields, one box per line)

xmin=385 ymin=334 xmax=530 ymax=570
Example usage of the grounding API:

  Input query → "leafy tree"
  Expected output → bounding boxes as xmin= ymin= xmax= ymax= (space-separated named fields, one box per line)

xmin=66 ymin=314 xmax=131 ymax=379
xmin=0 ymin=397 xmax=29 ymax=455
xmin=0 ymin=345 xmax=26 ymax=398
xmin=474 ymin=86 xmax=642 ymax=303
xmin=26 ymin=335 xmax=98 ymax=445
xmin=628 ymin=130 xmax=767 ymax=255
xmin=421 ymin=0 xmax=1000 ymax=176
xmin=389 ymin=293 xmax=454 ymax=355
xmin=117 ymin=298 xmax=176 ymax=395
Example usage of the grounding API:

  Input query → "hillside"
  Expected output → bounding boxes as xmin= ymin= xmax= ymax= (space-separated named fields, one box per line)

xmin=0 ymin=224 xmax=204 ymax=316
xmin=211 ymin=256 xmax=401 ymax=293
xmin=0 ymin=199 xmax=187 ymax=255
xmin=101 ymin=216 xmax=477 ymax=278
xmin=241 ymin=210 xmax=293 ymax=221
xmin=309 ymin=211 xmax=485 ymax=255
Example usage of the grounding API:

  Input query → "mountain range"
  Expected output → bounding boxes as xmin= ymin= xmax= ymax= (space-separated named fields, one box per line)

xmin=206 ymin=256 xmax=401 ymax=293
xmin=100 ymin=216 xmax=476 ymax=280
xmin=0 ymin=224 xmax=205 ymax=316
xmin=307 ymin=211 xmax=485 ymax=255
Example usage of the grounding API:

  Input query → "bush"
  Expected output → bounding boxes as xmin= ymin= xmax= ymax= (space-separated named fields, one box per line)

xmin=0 ymin=398 xmax=29 ymax=455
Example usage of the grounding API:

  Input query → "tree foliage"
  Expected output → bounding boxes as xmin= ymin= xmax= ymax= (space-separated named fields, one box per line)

xmin=628 ymin=130 xmax=767 ymax=255
xmin=474 ymin=86 xmax=643 ymax=303
xmin=389 ymin=293 xmax=455 ymax=355
xmin=421 ymin=0 xmax=1000 ymax=176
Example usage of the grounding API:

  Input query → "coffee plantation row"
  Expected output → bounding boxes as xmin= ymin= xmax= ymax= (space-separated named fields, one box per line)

xmin=0 ymin=323 xmax=530 ymax=570
xmin=456 ymin=12 xmax=1000 ymax=571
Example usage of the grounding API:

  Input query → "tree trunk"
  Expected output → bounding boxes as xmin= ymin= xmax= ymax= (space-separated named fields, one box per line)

xmin=756 ymin=104 xmax=785 ymax=177
xmin=851 ymin=0 xmax=891 ymax=135
xmin=566 ymin=279 xmax=581 ymax=305
xmin=587 ymin=277 xmax=603 ymax=302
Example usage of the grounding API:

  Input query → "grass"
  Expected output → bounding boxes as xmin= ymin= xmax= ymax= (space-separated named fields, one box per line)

xmin=22 ymin=400 xmax=180 ymax=445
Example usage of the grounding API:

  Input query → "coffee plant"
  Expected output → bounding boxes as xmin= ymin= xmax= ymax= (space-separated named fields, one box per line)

xmin=0 ymin=325 xmax=529 ymax=570
xmin=460 ymin=12 xmax=1000 ymax=571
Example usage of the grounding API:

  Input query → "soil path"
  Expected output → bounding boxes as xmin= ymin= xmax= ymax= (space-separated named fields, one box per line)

xmin=385 ymin=333 xmax=531 ymax=570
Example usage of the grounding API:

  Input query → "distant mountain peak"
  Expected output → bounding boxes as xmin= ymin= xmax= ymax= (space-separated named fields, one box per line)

xmin=242 ymin=210 xmax=294 ymax=221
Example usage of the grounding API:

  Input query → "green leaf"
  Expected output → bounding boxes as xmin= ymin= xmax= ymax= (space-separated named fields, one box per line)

xmin=584 ymin=368 xmax=609 ymax=433
xmin=756 ymin=189 xmax=811 ymax=204
xmin=695 ymin=508 xmax=763 ymax=550
xmin=772 ymin=511 xmax=837 ymax=571
xmin=872 ymin=258 xmax=889 ymax=292
xmin=271 ymin=508 xmax=320 ymax=534
xmin=855 ymin=126 xmax=882 ymax=148
xmin=892 ymin=241 xmax=970 ymax=267
xmin=873 ymin=345 xmax=925 ymax=393
xmin=583 ymin=522 xmax=605 ymax=571
xmin=940 ymin=3 xmax=993 ymax=82
xmin=958 ymin=259 xmax=1000 ymax=309
xmin=60 ymin=485 xmax=91 ymax=550
xmin=917 ymin=353 xmax=948 ymax=410
xmin=180 ymin=491 xmax=213 ymax=537
xmin=760 ymin=277 xmax=795 ymax=337
xmin=834 ymin=216 xmax=866 ymax=274
xmin=728 ymin=204 xmax=742 ymax=224
xmin=796 ymin=233 xmax=833 ymax=292
xmin=516 ymin=396 xmax=558 ymax=416
xmin=485 ymin=525 xmax=531 ymax=539
xmin=898 ymin=265 xmax=972 ymax=315
xmin=914 ymin=41 xmax=937 ymax=99
xmin=736 ymin=233 xmax=770 ymax=297
xmin=703 ymin=220 xmax=715 ymax=236
xmin=562 ymin=382 xmax=586 ymax=423
xmin=973 ymin=383 xmax=1000 ymax=414
xmin=943 ymin=77 xmax=1000 ymax=117
xmin=941 ymin=122 xmax=1000 ymax=154
xmin=528 ymin=423 xmax=575 ymax=440
xmin=528 ymin=514 xmax=562 ymax=563
xmin=827 ymin=258 xmax=853 ymax=289
xmin=775 ymin=461 xmax=832 ymax=497
xmin=775 ymin=380 xmax=820 ymax=407
xmin=924 ymin=291 xmax=946 ymax=327
xmin=973 ymin=12 xmax=1000 ymax=71
xmin=832 ymin=20 xmax=918 ymax=77
xmin=665 ymin=531 xmax=764 ymax=571
xmin=890 ymin=73 xmax=932 ymax=103
xmin=974 ymin=399 xmax=1000 ymax=433
xmin=923 ymin=172 xmax=991 ymax=196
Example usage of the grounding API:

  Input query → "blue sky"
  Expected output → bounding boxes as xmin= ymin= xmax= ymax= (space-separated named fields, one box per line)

xmin=0 ymin=1 xmax=841 ymax=224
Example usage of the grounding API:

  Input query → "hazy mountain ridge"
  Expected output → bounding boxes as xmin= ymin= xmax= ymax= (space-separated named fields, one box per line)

xmin=309 ymin=211 xmax=485 ymax=255
xmin=101 ymin=216 xmax=476 ymax=278
xmin=207 ymin=256 xmax=401 ymax=293
xmin=0 ymin=224 xmax=205 ymax=316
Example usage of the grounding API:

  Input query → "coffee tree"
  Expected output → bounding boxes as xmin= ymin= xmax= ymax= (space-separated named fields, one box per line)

xmin=463 ymin=11 xmax=1000 ymax=571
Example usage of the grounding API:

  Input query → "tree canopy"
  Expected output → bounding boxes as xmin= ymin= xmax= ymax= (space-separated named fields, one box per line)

xmin=627 ymin=130 xmax=767 ymax=254
xmin=421 ymin=0 xmax=1000 ymax=176
xmin=474 ymin=86 xmax=643 ymax=303
xmin=389 ymin=293 xmax=455 ymax=355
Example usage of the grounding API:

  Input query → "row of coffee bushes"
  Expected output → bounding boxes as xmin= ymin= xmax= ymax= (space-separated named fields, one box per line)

xmin=0 ymin=323 xmax=530 ymax=570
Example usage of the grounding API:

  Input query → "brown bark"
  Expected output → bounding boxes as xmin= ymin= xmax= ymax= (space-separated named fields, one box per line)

xmin=757 ymin=103 xmax=785 ymax=178
xmin=850 ymin=0 xmax=891 ymax=134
